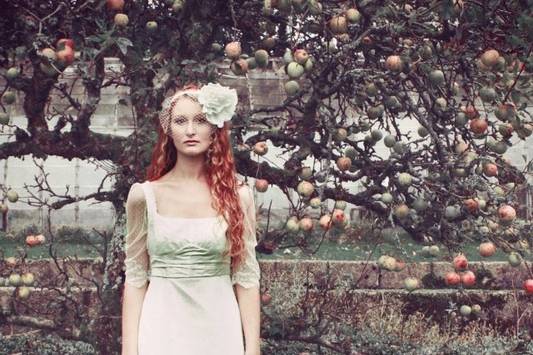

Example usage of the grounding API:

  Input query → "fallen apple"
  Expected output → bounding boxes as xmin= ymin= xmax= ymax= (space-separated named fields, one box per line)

xmin=461 ymin=270 xmax=476 ymax=287
xmin=453 ymin=254 xmax=468 ymax=271
xmin=445 ymin=271 xmax=461 ymax=286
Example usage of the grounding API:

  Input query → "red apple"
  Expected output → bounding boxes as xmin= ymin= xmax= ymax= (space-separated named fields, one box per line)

xmin=495 ymin=102 xmax=516 ymax=121
xmin=56 ymin=46 xmax=75 ymax=65
xmin=293 ymin=49 xmax=309 ymax=65
xmin=253 ymin=141 xmax=268 ymax=156
xmin=470 ymin=118 xmax=488 ymax=135
xmin=445 ymin=271 xmax=461 ymax=286
xmin=463 ymin=198 xmax=478 ymax=213
xmin=336 ymin=156 xmax=352 ymax=171
xmin=57 ymin=38 xmax=75 ymax=50
xmin=299 ymin=217 xmax=314 ymax=232
xmin=255 ymin=179 xmax=269 ymax=193
xmin=35 ymin=234 xmax=46 ymax=244
xmin=498 ymin=205 xmax=516 ymax=222
xmin=479 ymin=242 xmax=496 ymax=257
xmin=106 ymin=0 xmax=125 ymax=11
xmin=225 ymin=41 xmax=242 ymax=59
xmin=385 ymin=55 xmax=403 ymax=71
xmin=230 ymin=58 xmax=248 ymax=75
xmin=319 ymin=214 xmax=332 ymax=230
xmin=453 ymin=254 xmax=468 ymax=271
xmin=462 ymin=104 xmax=479 ymax=119
xmin=261 ymin=292 xmax=272 ymax=305
xmin=331 ymin=209 xmax=346 ymax=225
xmin=25 ymin=235 xmax=39 ymax=247
xmin=461 ymin=270 xmax=476 ymax=287
xmin=523 ymin=279 xmax=533 ymax=295
xmin=498 ymin=123 xmax=513 ymax=138
xmin=483 ymin=163 xmax=498 ymax=177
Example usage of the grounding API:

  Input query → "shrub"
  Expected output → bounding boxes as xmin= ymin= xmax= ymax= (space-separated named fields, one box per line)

xmin=0 ymin=333 xmax=95 ymax=355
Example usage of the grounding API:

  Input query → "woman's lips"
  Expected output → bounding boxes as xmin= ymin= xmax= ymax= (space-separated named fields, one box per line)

xmin=184 ymin=141 xmax=199 ymax=144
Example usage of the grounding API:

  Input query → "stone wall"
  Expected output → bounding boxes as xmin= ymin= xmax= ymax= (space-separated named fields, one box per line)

xmin=0 ymin=259 xmax=531 ymax=350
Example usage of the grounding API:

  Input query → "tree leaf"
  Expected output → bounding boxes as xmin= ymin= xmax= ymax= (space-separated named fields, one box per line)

xmin=115 ymin=37 xmax=133 ymax=55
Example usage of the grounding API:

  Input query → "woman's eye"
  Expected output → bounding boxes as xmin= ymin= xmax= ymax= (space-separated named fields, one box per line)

xmin=173 ymin=116 xmax=207 ymax=125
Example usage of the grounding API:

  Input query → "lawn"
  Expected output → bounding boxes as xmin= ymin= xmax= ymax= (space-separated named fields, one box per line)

xmin=0 ymin=237 xmax=510 ymax=262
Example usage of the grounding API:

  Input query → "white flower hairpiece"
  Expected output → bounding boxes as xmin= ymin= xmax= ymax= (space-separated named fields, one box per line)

xmin=159 ymin=83 xmax=238 ymax=134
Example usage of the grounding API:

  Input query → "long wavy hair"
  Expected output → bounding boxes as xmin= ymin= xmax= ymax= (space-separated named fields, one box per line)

xmin=145 ymin=83 xmax=247 ymax=274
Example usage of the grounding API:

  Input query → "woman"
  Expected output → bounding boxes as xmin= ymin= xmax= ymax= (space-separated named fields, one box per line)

xmin=121 ymin=82 xmax=261 ymax=355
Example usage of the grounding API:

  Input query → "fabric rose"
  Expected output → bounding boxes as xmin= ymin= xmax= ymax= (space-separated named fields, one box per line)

xmin=197 ymin=83 xmax=238 ymax=128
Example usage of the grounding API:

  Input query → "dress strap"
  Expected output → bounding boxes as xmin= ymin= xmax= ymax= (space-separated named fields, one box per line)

xmin=140 ymin=181 xmax=157 ymax=221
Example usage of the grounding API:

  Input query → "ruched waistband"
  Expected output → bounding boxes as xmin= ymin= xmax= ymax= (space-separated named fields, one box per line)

xmin=149 ymin=261 xmax=230 ymax=279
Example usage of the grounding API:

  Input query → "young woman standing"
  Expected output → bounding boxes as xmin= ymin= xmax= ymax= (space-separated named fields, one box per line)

xmin=121 ymin=82 xmax=261 ymax=355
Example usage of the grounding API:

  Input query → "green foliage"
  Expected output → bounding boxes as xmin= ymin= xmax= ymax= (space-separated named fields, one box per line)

xmin=0 ymin=333 xmax=95 ymax=355
xmin=53 ymin=225 xmax=102 ymax=245
xmin=346 ymin=307 xmax=532 ymax=354
xmin=261 ymin=304 xmax=533 ymax=354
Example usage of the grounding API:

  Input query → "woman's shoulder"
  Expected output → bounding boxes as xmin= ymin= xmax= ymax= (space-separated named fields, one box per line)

xmin=126 ymin=182 xmax=147 ymax=208
xmin=236 ymin=179 xmax=253 ymax=208
xmin=235 ymin=178 xmax=252 ymax=192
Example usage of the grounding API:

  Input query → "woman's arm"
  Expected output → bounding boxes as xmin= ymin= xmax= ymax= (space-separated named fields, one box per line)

xmin=121 ymin=183 xmax=151 ymax=355
xmin=235 ymin=284 xmax=261 ymax=355
xmin=121 ymin=283 xmax=148 ymax=355
xmin=233 ymin=184 xmax=262 ymax=355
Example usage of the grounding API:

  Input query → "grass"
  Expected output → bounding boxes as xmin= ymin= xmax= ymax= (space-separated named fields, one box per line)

xmin=0 ymin=238 xmax=511 ymax=262
xmin=258 ymin=238 xmax=511 ymax=261
xmin=256 ymin=221 xmax=512 ymax=261
xmin=0 ymin=240 xmax=103 ymax=259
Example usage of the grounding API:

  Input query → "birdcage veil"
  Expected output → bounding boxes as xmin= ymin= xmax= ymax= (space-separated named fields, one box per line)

xmin=158 ymin=82 xmax=238 ymax=133
xmin=158 ymin=89 xmax=200 ymax=135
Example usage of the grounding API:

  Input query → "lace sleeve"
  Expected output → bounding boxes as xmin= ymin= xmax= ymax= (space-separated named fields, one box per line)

xmin=123 ymin=182 xmax=150 ymax=288
xmin=231 ymin=184 xmax=261 ymax=289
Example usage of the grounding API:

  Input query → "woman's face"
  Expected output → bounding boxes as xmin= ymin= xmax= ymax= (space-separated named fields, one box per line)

xmin=168 ymin=96 xmax=216 ymax=157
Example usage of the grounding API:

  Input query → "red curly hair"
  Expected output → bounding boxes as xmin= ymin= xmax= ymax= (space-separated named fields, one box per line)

xmin=145 ymin=83 xmax=247 ymax=275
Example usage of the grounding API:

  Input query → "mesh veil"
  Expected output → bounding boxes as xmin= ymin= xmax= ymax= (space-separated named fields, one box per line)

xmin=158 ymin=90 xmax=200 ymax=135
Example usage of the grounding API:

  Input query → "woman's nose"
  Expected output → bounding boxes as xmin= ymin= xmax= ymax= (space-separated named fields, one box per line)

xmin=186 ymin=121 xmax=196 ymax=134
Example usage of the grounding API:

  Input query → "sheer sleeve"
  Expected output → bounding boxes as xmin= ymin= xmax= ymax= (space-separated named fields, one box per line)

xmin=231 ymin=184 xmax=261 ymax=289
xmin=123 ymin=182 xmax=150 ymax=288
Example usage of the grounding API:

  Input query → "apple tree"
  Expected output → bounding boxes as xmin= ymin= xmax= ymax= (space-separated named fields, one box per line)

xmin=1 ymin=0 xmax=532 ymax=353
